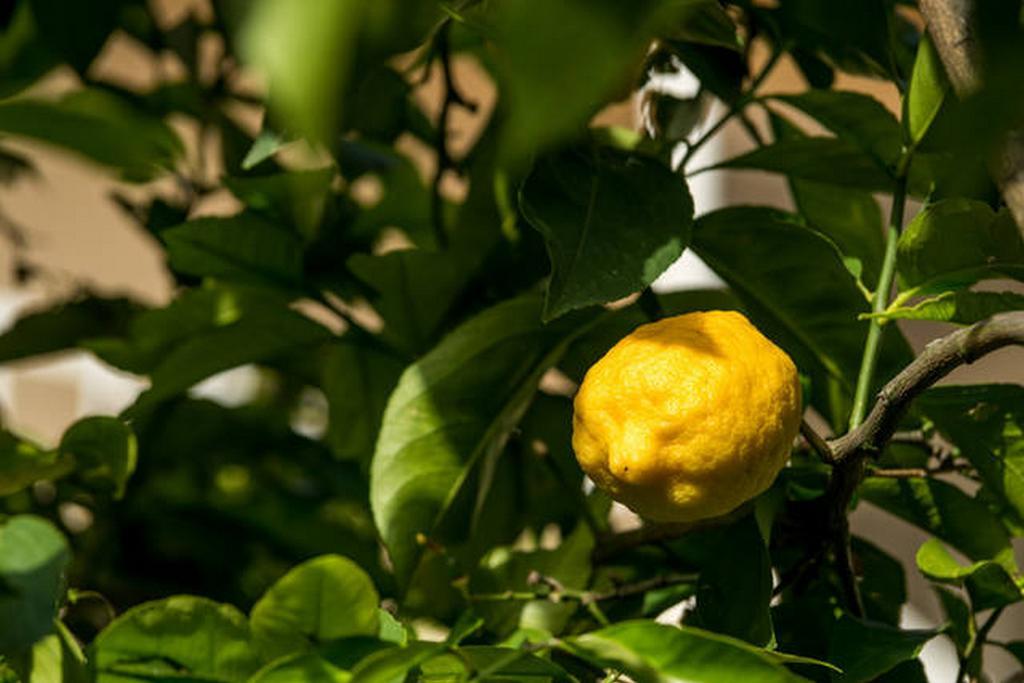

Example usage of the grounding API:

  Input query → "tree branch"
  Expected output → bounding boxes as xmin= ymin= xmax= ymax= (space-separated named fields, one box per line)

xmin=828 ymin=311 xmax=1024 ymax=463
xmin=919 ymin=0 xmax=1024 ymax=229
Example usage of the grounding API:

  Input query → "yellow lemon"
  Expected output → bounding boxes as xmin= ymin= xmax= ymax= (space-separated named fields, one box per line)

xmin=572 ymin=310 xmax=801 ymax=523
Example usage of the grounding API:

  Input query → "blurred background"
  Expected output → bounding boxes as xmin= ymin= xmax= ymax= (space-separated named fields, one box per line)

xmin=1 ymin=1 xmax=1022 ymax=680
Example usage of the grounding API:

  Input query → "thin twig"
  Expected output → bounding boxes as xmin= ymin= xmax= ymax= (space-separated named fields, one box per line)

xmin=800 ymin=419 xmax=835 ymax=464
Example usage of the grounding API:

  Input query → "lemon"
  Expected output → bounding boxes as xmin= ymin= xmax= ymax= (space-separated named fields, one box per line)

xmin=572 ymin=310 xmax=801 ymax=523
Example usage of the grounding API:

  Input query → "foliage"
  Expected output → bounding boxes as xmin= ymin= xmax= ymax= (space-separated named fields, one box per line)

xmin=1 ymin=0 xmax=1023 ymax=681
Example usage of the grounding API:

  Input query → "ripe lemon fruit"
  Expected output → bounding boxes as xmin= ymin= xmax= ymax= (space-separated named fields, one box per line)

xmin=572 ymin=310 xmax=801 ymax=523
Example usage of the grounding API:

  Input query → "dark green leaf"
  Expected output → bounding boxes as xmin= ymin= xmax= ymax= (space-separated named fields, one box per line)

xmin=934 ymin=587 xmax=973 ymax=655
xmin=827 ymin=616 xmax=935 ymax=683
xmin=224 ymin=168 xmax=334 ymax=239
xmin=0 ymin=90 xmax=182 ymax=181
xmin=666 ymin=40 xmax=746 ymax=105
xmin=906 ymin=34 xmax=948 ymax=146
xmin=520 ymin=147 xmax=693 ymax=320
xmin=162 ymin=214 xmax=305 ymax=290
xmin=370 ymin=295 xmax=597 ymax=586
xmin=27 ymin=0 xmax=124 ymax=73
xmin=669 ymin=1 xmax=741 ymax=51
xmin=709 ymin=138 xmax=893 ymax=191
xmin=248 ymin=653 xmax=350 ymax=683
xmin=859 ymin=478 xmax=1012 ymax=562
xmin=854 ymin=538 xmax=907 ymax=626
xmin=347 ymin=642 xmax=442 ymax=683
xmin=419 ymin=645 xmax=571 ymax=681
xmin=250 ymin=555 xmax=380 ymax=661
xmin=772 ymin=0 xmax=895 ymax=78
xmin=564 ymin=621 xmax=809 ymax=683
xmin=59 ymin=417 xmax=137 ymax=499
xmin=89 ymin=596 xmax=261 ymax=682
xmin=0 ymin=516 xmax=70 ymax=653
xmin=772 ymin=91 xmax=902 ymax=167
xmin=0 ymin=430 xmax=68 ymax=497
xmin=0 ymin=297 xmax=137 ymax=364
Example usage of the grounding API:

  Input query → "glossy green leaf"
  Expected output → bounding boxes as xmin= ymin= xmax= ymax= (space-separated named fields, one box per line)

xmin=370 ymin=295 xmax=597 ymax=586
xmin=59 ymin=417 xmax=137 ymax=499
xmin=520 ymin=146 xmax=693 ymax=320
xmin=895 ymin=199 xmax=1024 ymax=292
xmin=347 ymin=643 xmax=442 ymax=683
xmin=89 ymin=596 xmax=261 ymax=682
xmin=906 ymin=34 xmax=948 ymax=146
xmin=127 ymin=305 xmax=332 ymax=414
xmin=248 ymin=654 xmax=350 ymax=683
xmin=919 ymin=385 xmax=1024 ymax=538
xmin=250 ymin=555 xmax=380 ymax=661
xmin=7 ymin=621 xmax=88 ymax=683
xmin=870 ymin=290 xmax=1024 ymax=325
xmin=692 ymin=207 xmax=909 ymax=388
xmin=0 ymin=430 xmax=68 ymax=497
xmin=0 ymin=297 xmax=137 ymax=365
xmin=162 ymin=214 xmax=305 ymax=290
xmin=418 ymin=645 xmax=571 ymax=681
xmin=0 ymin=90 xmax=181 ymax=181
xmin=321 ymin=341 xmax=405 ymax=467
xmin=709 ymin=138 xmax=893 ymax=191
xmin=915 ymin=539 xmax=1022 ymax=610
xmin=564 ymin=620 xmax=809 ymax=682
xmin=934 ymin=587 xmax=973 ymax=656
xmin=859 ymin=478 xmax=1012 ymax=562
xmin=0 ymin=516 xmax=70 ymax=653
xmin=772 ymin=91 xmax=902 ymax=167
xmin=827 ymin=616 xmax=935 ymax=683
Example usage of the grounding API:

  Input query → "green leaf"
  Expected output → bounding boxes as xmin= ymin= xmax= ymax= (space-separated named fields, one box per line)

xmin=859 ymin=478 xmax=1012 ymax=562
xmin=127 ymin=305 xmax=333 ymax=414
xmin=906 ymin=34 xmax=948 ymax=146
xmin=321 ymin=341 xmax=405 ymax=467
xmin=162 ymin=214 xmax=305 ymax=290
xmin=827 ymin=616 xmax=935 ymax=683
xmin=248 ymin=653 xmax=350 ymax=683
xmin=772 ymin=91 xmax=902 ymax=167
xmin=854 ymin=538 xmax=907 ymax=626
xmin=347 ymin=249 xmax=469 ymax=356
xmin=27 ymin=0 xmax=125 ymax=73
xmin=0 ymin=430 xmax=69 ymax=497
xmin=418 ymin=646 xmax=571 ymax=681
xmin=870 ymin=290 xmax=1024 ymax=325
xmin=0 ymin=297 xmax=137 ymax=364
xmin=0 ymin=516 xmax=70 ymax=653
xmin=250 ymin=555 xmax=380 ymax=661
xmin=7 ymin=621 xmax=88 ymax=683
xmin=918 ymin=385 xmax=1024 ymax=539
xmin=224 ymin=168 xmax=335 ymax=239
xmin=564 ymin=621 xmax=809 ymax=683
xmin=915 ymin=539 xmax=1022 ymax=610
xmin=0 ymin=90 xmax=181 ymax=181
xmin=693 ymin=516 xmax=775 ymax=647
xmin=934 ymin=587 xmax=973 ymax=655
xmin=671 ymin=0 xmax=742 ymax=50
xmin=370 ymin=295 xmax=597 ymax=586
xmin=89 ymin=596 xmax=261 ymax=683
xmin=346 ymin=643 xmax=442 ymax=683
xmin=709 ymin=138 xmax=893 ymax=191
xmin=895 ymin=199 xmax=1024 ymax=291
xmin=692 ymin=207 xmax=908 ymax=388
xmin=59 ymin=417 xmax=137 ymax=499
xmin=520 ymin=146 xmax=693 ymax=320
xmin=241 ymin=128 xmax=292 ymax=170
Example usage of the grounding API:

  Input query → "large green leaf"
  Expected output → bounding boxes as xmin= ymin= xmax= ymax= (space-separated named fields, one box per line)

xmin=126 ymin=306 xmax=333 ymax=414
xmin=0 ymin=90 xmax=181 ymax=181
xmin=5 ymin=621 xmax=88 ymax=683
xmin=250 ymin=555 xmax=380 ymax=661
xmin=418 ymin=646 xmax=572 ymax=681
xmin=564 ymin=621 xmax=809 ymax=682
xmin=826 ymin=616 xmax=935 ymax=683
xmin=58 ymin=417 xmax=136 ymax=499
xmin=0 ymin=297 xmax=137 ymax=365
xmin=247 ymin=653 xmax=350 ymax=683
xmin=0 ymin=430 xmax=68 ymax=497
xmin=895 ymin=199 xmax=1024 ymax=293
xmin=915 ymin=539 xmax=1023 ymax=610
xmin=692 ymin=207 xmax=907 ymax=388
xmin=0 ymin=517 xmax=70 ymax=654
xmin=771 ymin=91 xmax=902 ymax=168
xmin=162 ymin=214 xmax=305 ymax=290
xmin=223 ymin=168 xmax=335 ymax=239
xmin=918 ymin=385 xmax=1024 ymax=535
xmin=859 ymin=478 xmax=1013 ymax=563
xmin=370 ymin=295 xmax=597 ymax=586
xmin=89 ymin=596 xmax=261 ymax=682
xmin=708 ymin=138 xmax=893 ymax=191
xmin=520 ymin=146 xmax=693 ymax=320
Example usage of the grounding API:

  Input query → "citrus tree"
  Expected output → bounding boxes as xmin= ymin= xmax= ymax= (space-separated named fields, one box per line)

xmin=1 ymin=1 xmax=1024 ymax=681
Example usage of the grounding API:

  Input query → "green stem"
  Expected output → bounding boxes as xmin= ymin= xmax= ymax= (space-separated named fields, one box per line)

xmin=848 ymin=175 xmax=907 ymax=430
